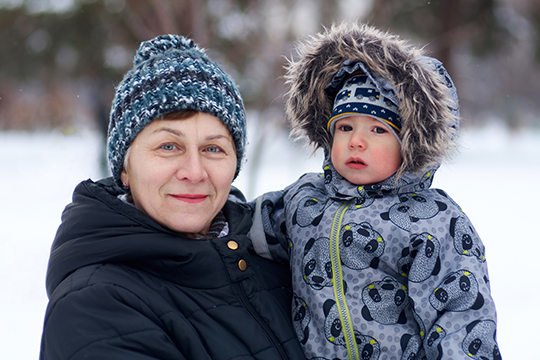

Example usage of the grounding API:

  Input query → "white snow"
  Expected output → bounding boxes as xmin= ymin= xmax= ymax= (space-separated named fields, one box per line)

xmin=1 ymin=123 xmax=538 ymax=359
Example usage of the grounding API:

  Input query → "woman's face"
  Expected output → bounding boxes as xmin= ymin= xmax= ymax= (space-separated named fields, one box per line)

xmin=121 ymin=112 xmax=237 ymax=237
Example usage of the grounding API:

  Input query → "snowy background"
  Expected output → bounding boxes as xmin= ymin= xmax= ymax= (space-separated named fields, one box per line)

xmin=1 ymin=122 xmax=539 ymax=359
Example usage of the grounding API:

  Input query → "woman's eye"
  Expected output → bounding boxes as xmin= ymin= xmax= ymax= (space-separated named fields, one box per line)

xmin=160 ymin=143 xmax=177 ymax=151
xmin=205 ymin=145 xmax=223 ymax=153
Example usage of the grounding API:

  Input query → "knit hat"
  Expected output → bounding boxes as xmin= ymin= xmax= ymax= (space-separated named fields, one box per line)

xmin=327 ymin=71 xmax=402 ymax=143
xmin=107 ymin=34 xmax=247 ymax=187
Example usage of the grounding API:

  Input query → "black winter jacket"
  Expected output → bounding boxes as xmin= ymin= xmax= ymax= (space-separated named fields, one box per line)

xmin=40 ymin=178 xmax=306 ymax=360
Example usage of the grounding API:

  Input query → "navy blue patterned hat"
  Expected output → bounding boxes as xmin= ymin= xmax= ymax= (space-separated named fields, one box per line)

xmin=107 ymin=34 xmax=247 ymax=186
xmin=327 ymin=72 xmax=401 ymax=143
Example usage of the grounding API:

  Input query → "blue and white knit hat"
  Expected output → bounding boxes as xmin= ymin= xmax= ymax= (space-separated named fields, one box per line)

xmin=107 ymin=34 xmax=247 ymax=186
xmin=327 ymin=71 xmax=402 ymax=143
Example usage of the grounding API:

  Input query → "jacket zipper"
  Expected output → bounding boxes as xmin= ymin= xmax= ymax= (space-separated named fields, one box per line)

xmin=233 ymin=282 xmax=290 ymax=360
xmin=329 ymin=200 xmax=359 ymax=360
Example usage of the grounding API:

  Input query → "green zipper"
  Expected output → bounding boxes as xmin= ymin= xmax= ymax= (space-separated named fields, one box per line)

xmin=329 ymin=200 xmax=359 ymax=360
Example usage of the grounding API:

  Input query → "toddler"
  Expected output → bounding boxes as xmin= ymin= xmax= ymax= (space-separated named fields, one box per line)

xmin=249 ymin=23 xmax=501 ymax=360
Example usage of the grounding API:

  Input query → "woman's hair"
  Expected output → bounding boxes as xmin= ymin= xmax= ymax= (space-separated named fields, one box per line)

xmin=162 ymin=110 xmax=199 ymax=121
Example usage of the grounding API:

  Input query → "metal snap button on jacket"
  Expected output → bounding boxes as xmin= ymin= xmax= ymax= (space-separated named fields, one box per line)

xmin=227 ymin=241 xmax=239 ymax=250
xmin=238 ymin=259 xmax=247 ymax=271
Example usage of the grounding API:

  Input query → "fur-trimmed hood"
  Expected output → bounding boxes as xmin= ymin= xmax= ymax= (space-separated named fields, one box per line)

xmin=284 ymin=22 xmax=460 ymax=176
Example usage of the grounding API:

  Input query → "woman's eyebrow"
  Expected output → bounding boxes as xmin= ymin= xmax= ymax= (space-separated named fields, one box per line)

xmin=153 ymin=128 xmax=231 ymax=141
xmin=204 ymin=134 xmax=231 ymax=141
xmin=153 ymin=127 xmax=185 ymax=137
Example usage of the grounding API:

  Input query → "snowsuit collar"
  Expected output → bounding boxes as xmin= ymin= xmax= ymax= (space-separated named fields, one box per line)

xmin=322 ymin=158 xmax=436 ymax=202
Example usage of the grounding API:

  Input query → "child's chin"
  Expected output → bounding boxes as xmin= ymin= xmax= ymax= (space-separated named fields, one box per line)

xmin=344 ymin=175 xmax=373 ymax=186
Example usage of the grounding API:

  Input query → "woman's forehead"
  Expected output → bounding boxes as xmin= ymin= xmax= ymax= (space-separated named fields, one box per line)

xmin=147 ymin=114 xmax=233 ymax=139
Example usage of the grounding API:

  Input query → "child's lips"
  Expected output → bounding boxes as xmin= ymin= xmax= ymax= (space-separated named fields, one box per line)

xmin=170 ymin=194 xmax=208 ymax=204
xmin=346 ymin=158 xmax=367 ymax=170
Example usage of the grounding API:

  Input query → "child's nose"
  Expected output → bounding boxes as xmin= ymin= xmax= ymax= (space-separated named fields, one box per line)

xmin=349 ymin=131 xmax=367 ymax=149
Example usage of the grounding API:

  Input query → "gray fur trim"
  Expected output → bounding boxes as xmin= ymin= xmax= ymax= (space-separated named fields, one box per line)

xmin=284 ymin=22 xmax=459 ymax=176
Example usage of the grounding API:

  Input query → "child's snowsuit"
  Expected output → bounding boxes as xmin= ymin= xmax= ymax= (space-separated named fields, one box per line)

xmin=249 ymin=24 xmax=501 ymax=360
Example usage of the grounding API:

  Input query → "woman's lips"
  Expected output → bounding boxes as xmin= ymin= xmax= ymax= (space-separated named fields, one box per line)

xmin=170 ymin=194 xmax=208 ymax=204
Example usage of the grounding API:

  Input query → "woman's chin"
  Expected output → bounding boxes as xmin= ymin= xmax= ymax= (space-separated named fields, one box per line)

xmin=164 ymin=218 xmax=211 ymax=238
xmin=165 ymin=223 xmax=210 ymax=238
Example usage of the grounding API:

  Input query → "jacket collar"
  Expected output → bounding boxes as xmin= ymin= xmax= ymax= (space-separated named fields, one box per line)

xmin=322 ymin=158 xmax=438 ymax=201
xmin=46 ymin=178 xmax=252 ymax=297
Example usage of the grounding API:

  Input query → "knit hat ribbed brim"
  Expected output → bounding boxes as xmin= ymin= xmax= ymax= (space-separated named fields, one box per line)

xmin=107 ymin=35 xmax=246 ymax=187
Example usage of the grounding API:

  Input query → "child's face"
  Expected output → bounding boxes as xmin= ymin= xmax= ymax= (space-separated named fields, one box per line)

xmin=331 ymin=115 xmax=402 ymax=185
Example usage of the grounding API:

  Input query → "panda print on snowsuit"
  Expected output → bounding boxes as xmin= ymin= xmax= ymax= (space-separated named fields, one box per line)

xmin=339 ymin=222 xmax=384 ymax=270
xmin=259 ymin=199 xmax=283 ymax=246
xmin=430 ymin=269 xmax=484 ymax=313
xmin=380 ymin=193 xmax=447 ymax=231
xmin=323 ymin=299 xmax=350 ymax=346
xmin=462 ymin=320 xmax=501 ymax=360
xmin=424 ymin=324 xmax=447 ymax=360
xmin=303 ymin=237 xmax=333 ymax=290
xmin=324 ymin=165 xmax=333 ymax=184
xmin=323 ymin=299 xmax=381 ymax=359
xmin=400 ymin=325 xmax=448 ymax=360
xmin=414 ymin=169 xmax=436 ymax=191
xmin=325 ymin=163 xmax=388 ymax=211
xmin=350 ymin=176 xmax=402 ymax=211
xmin=361 ymin=277 xmax=409 ymax=325
xmin=290 ymin=184 xmax=329 ymax=228
xmin=450 ymin=214 xmax=486 ymax=262
xmin=351 ymin=186 xmax=375 ymax=209
xmin=400 ymin=333 xmax=426 ymax=360
xmin=324 ymin=166 xmax=377 ymax=211
xmin=397 ymin=232 xmax=441 ymax=282
xmin=292 ymin=294 xmax=311 ymax=345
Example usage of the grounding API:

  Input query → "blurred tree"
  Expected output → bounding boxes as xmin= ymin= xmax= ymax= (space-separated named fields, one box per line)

xmin=367 ymin=0 xmax=512 ymax=79
xmin=0 ymin=0 xmax=371 ymax=130
xmin=0 ymin=0 xmax=327 ymax=193
xmin=1 ymin=0 xmax=539 ymax=188
xmin=365 ymin=0 xmax=540 ymax=127
xmin=0 ymin=0 xmax=319 ymax=130
xmin=0 ymin=1 xmax=132 ymax=131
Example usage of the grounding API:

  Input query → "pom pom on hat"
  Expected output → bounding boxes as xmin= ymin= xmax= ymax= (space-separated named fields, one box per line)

xmin=132 ymin=35 xmax=198 ymax=66
xmin=107 ymin=34 xmax=247 ymax=187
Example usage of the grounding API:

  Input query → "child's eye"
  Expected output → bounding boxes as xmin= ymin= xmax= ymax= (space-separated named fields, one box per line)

xmin=338 ymin=125 xmax=353 ymax=132
xmin=373 ymin=126 xmax=387 ymax=134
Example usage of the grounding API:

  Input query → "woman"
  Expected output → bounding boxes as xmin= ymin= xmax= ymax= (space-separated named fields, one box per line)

xmin=40 ymin=35 xmax=305 ymax=360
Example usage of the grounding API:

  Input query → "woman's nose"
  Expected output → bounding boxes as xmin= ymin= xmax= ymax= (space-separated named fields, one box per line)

xmin=176 ymin=150 xmax=207 ymax=182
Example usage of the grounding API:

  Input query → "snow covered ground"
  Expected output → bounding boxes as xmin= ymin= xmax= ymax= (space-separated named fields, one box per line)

xmin=1 ymin=122 xmax=538 ymax=359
